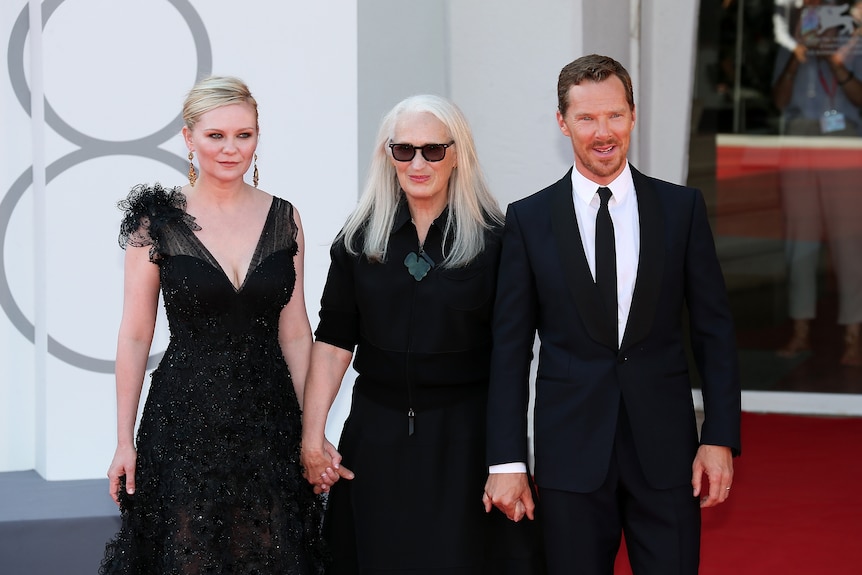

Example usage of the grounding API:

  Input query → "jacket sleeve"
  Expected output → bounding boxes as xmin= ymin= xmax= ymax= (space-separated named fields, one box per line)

xmin=486 ymin=204 xmax=538 ymax=467
xmin=684 ymin=189 xmax=742 ymax=455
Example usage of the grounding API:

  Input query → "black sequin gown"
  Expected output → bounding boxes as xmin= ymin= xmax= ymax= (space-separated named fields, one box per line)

xmin=100 ymin=184 xmax=325 ymax=575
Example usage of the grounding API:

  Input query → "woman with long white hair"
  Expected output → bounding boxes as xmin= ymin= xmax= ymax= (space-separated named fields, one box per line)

xmin=300 ymin=94 xmax=544 ymax=574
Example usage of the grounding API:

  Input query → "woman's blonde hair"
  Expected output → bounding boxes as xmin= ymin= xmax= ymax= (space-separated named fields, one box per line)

xmin=339 ymin=94 xmax=502 ymax=268
xmin=182 ymin=75 xmax=259 ymax=132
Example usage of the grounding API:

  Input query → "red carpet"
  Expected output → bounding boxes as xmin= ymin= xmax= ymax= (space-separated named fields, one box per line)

xmin=614 ymin=411 xmax=862 ymax=574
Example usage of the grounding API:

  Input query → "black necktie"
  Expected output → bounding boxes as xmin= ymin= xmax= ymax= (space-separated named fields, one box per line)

xmin=596 ymin=187 xmax=618 ymax=348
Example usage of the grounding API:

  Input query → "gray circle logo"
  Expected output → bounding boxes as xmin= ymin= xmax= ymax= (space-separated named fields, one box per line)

xmin=1 ymin=0 xmax=212 ymax=372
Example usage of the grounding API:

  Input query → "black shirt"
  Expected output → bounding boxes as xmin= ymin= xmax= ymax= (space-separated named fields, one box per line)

xmin=315 ymin=199 xmax=503 ymax=410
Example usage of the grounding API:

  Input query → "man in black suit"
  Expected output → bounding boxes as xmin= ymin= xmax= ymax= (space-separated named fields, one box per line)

xmin=482 ymin=54 xmax=741 ymax=574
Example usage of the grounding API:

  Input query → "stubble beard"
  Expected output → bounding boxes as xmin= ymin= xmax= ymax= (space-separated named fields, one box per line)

xmin=581 ymin=154 xmax=624 ymax=182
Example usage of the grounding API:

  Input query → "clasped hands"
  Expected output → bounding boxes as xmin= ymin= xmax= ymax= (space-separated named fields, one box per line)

xmin=482 ymin=473 xmax=535 ymax=522
xmin=300 ymin=439 xmax=354 ymax=494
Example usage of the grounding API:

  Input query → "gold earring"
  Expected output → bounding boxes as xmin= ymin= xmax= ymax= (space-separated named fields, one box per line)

xmin=253 ymin=153 xmax=259 ymax=188
xmin=187 ymin=151 xmax=197 ymax=187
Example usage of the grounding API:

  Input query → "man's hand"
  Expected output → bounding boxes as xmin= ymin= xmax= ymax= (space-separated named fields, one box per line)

xmin=692 ymin=444 xmax=734 ymax=508
xmin=482 ymin=472 xmax=535 ymax=522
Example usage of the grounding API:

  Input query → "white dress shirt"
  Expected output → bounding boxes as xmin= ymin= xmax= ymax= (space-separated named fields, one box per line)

xmin=571 ymin=163 xmax=640 ymax=347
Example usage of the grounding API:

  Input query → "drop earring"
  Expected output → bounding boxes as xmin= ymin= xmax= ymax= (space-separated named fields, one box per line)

xmin=187 ymin=151 xmax=197 ymax=187
xmin=253 ymin=153 xmax=259 ymax=188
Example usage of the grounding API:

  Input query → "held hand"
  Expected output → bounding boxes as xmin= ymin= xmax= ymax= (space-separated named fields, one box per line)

xmin=301 ymin=439 xmax=354 ymax=494
xmin=692 ymin=444 xmax=734 ymax=508
xmin=107 ymin=444 xmax=137 ymax=506
xmin=323 ymin=438 xmax=355 ymax=483
xmin=482 ymin=472 xmax=535 ymax=522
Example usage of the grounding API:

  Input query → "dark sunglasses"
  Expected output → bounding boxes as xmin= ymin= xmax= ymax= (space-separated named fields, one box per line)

xmin=389 ymin=141 xmax=455 ymax=162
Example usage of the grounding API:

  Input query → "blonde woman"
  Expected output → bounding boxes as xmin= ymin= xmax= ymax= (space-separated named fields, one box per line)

xmin=101 ymin=76 xmax=325 ymax=574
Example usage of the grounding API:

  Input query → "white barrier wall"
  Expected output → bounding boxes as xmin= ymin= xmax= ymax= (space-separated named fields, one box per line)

xmin=448 ymin=0 xmax=586 ymax=208
xmin=2 ymin=0 xmax=700 ymax=480
xmin=0 ymin=0 xmax=358 ymax=479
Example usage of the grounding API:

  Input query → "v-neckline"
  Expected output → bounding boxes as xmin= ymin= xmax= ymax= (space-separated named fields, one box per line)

xmin=186 ymin=197 xmax=276 ymax=293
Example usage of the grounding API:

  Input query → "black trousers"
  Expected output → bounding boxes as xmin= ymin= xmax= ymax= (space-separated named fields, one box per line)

xmin=538 ymin=402 xmax=701 ymax=575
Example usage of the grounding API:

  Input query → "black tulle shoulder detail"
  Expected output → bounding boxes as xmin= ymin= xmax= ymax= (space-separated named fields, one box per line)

xmin=118 ymin=183 xmax=200 ymax=261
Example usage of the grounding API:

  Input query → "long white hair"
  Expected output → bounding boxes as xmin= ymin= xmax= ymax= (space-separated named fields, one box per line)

xmin=337 ymin=94 xmax=503 ymax=268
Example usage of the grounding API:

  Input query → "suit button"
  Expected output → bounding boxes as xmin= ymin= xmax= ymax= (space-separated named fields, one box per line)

xmin=617 ymin=355 xmax=627 ymax=364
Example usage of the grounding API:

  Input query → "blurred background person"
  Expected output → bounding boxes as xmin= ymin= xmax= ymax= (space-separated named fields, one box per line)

xmin=772 ymin=0 xmax=862 ymax=366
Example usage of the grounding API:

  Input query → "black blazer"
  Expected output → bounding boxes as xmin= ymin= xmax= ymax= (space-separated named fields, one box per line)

xmin=487 ymin=166 xmax=741 ymax=492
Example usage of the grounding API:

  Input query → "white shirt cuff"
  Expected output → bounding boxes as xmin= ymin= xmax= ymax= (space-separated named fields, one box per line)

xmin=489 ymin=462 xmax=528 ymax=474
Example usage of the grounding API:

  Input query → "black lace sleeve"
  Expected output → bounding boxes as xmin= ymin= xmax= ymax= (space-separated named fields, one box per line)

xmin=117 ymin=183 xmax=199 ymax=261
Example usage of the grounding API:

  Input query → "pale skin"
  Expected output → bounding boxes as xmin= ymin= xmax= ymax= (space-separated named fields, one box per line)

xmin=482 ymin=77 xmax=734 ymax=522
xmin=107 ymin=102 xmax=314 ymax=504
xmin=300 ymin=111 xmax=457 ymax=492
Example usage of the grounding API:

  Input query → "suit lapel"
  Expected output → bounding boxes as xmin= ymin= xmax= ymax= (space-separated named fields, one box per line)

xmin=550 ymin=170 xmax=617 ymax=350
xmin=621 ymin=166 xmax=665 ymax=351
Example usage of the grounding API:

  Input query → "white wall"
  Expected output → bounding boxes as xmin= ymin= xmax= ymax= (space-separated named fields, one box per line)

xmin=449 ymin=0 xmax=585 ymax=207
xmin=638 ymin=0 xmax=700 ymax=184
xmin=357 ymin=1 xmax=449 ymax=185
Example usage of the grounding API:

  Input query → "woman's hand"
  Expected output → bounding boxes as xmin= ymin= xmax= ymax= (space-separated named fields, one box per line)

xmin=107 ymin=444 xmax=137 ymax=506
xmin=301 ymin=438 xmax=354 ymax=494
